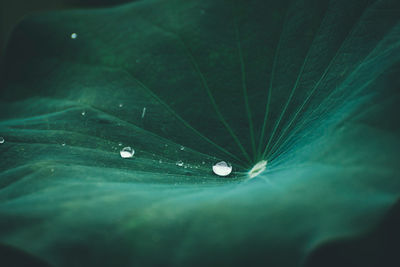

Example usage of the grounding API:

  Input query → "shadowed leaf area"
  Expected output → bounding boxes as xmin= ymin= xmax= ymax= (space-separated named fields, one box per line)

xmin=0 ymin=0 xmax=399 ymax=266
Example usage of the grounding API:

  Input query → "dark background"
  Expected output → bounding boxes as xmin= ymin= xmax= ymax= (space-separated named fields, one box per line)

xmin=0 ymin=0 xmax=132 ymax=59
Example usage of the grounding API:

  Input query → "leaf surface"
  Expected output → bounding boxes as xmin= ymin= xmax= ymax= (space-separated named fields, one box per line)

xmin=0 ymin=0 xmax=400 ymax=266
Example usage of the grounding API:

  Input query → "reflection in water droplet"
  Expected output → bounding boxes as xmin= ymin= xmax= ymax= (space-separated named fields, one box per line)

xmin=71 ymin=33 xmax=78 ymax=39
xmin=212 ymin=161 xmax=232 ymax=176
xmin=176 ymin=160 xmax=184 ymax=167
xmin=0 ymin=137 xmax=4 ymax=144
xmin=120 ymin=146 xmax=135 ymax=158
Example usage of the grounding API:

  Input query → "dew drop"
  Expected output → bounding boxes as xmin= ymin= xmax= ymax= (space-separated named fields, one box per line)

xmin=180 ymin=146 xmax=185 ymax=151
xmin=61 ymin=143 xmax=66 ymax=146
xmin=248 ymin=160 xmax=267 ymax=179
xmin=118 ymin=143 xmax=123 ymax=146
xmin=158 ymin=159 xmax=163 ymax=163
xmin=141 ymin=107 xmax=146 ymax=118
xmin=119 ymin=103 xmax=123 ymax=108
xmin=71 ymin=33 xmax=78 ymax=39
xmin=212 ymin=161 xmax=232 ymax=176
xmin=0 ymin=137 xmax=4 ymax=144
xmin=81 ymin=111 xmax=86 ymax=116
xmin=176 ymin=160 xmax=184 ymax=167
xmin=120 ymin=146 xmax=135 ymax=158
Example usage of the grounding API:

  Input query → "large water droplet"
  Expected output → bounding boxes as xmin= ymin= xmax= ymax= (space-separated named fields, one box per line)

xmin=120 ymin=146 xmax=135 ymax=158
xmin=0 ymin=137 xmax=4 ymax=144
xmin=212 ymin=161 xmax=232 ymax=176
xmin=71 ymin=33 xmax=78 ymax=39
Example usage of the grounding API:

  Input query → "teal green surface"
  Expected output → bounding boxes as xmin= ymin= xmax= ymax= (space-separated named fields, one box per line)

xmin=0 ymin=0 xmax=399 ymax=266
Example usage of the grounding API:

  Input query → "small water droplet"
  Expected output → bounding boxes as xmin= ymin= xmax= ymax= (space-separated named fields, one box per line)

xmin=51 ymin=168 xmax=55 ymax=173
xmin=164 ymin=144 xmax=168 ymax=147
xmin=212 ymin=161 xmax=232 ymax=176
xmin=61 ymin=143 xmax=66 ymax=146
xmin=118 ymin=143 xmax=123 ymax=146
xmin=71 ymin=33 xmax=78 ymax=39
xmin=158 ymin=159 xmax=163 ymax=163
xmin=119 ymin=103 xmax=123 ymax=108
xmin=248 ymin=160 xmax=267 ymax=179
xmin=180 ymin=146 xmax=185 ymax=151
xmin=176 ymin=160 xmax=184 ymax=167
xmin=0 ymin=137 xmax=4 ymax=144
xmin=201 ymin=161 xmax=205 ymax=165
xmin=81 ymin=111 xmax=86 ymax=116
xmin=141 ymin=107 xmax=146 ymax=119
xmin=120 ymin=146 xmax=135 ymax=158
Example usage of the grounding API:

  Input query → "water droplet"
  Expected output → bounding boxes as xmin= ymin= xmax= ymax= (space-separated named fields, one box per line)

xmin=81 ymin=111 xmax=86 ymax=116
xmin=61 ymin=143 xmax=66 ymax=146
xmin=248 ymin=160 xmax=267 ymax=179
xmin=119 ymin=103 xmax=123 ymax=108
xmin=71 ymin=33 xmax=78 ymax=39
xmin=50 ymin=168 xmax=55 ymax=173
xmin=0 ymin=137 xmax=4 ymax=144
xmin=164 ymin=144 xmax=168 ymax=147
xmin=176 ymin=160 xmax=184 ymax=167
xmin=120 ymin=146 xmax=135 ymax=158
xmin=180 ymin=146 xmax=185 ymax=151
xmin=201 ymin=161 xmax=205 ymax=165
xmin=118 ymin=143 xmax=123 ymax=146
xmin=158 ymin=159 xmax=163 ymax=163
xmin=141 ymin=107 xmax=146 ymax=119
xmin=212 ymin=161 xmax=232 ymax=176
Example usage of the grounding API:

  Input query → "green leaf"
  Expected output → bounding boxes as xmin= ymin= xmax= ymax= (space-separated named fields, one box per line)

xmin=1 ymin=0 xmax=399 ymax=266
